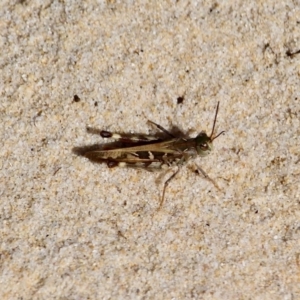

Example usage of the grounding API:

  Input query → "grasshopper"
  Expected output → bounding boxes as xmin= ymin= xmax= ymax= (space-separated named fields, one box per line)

xmin=77 ymin=102 xmax=224 ymax=209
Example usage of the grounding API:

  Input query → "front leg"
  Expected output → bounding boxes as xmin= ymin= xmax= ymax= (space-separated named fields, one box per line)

xmin=195 ymin=164 xmax=221 ymax=191
xmin=159 ymin=167 xmax=180 ymax=210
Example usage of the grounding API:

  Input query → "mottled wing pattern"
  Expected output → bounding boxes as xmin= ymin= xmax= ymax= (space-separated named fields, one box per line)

xmin=83 ymin=139 xmax=186 ymax=170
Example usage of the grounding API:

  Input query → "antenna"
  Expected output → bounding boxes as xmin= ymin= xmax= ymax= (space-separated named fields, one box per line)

xmin=210 ymin=102 xmax=225 ymax=141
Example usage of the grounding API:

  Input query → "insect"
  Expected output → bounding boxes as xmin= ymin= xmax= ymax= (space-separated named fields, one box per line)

xmin=77 ymin=102 xmax=224 ymax=209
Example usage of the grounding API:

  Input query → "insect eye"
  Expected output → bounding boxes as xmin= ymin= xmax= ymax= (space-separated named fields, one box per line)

xmin=201 ymin=143 xmax=208 ymax=150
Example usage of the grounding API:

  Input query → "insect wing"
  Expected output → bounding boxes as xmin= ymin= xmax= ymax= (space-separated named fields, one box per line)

xmin=83 ymin=139 xmax=184 ymax=169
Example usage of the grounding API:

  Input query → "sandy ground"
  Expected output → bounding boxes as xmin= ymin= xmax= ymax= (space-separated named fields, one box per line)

xmin=1 ymin=1 xmax=300 ymax=299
